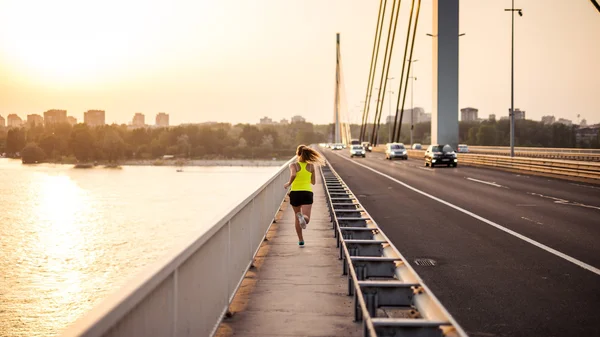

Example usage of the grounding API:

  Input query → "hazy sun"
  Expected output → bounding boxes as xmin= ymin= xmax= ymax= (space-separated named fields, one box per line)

xmin=0 ymin=0 xmax=164 ymax=85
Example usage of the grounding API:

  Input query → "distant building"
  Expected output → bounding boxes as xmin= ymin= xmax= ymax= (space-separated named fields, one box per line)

xmin=489 ymin=114 xmax=496 ymax=121
xmin=291 ymin=115 xmax=306 ymax=123
xmin=7 ymin=114 xmax=23 ymax=127
xmin=507 ymin=108 xmax=526 ymax=120
xmin=580 ymin=119 xmax=588 ymax=127
xmin=460 ymin=107 xmax=478 ymax=122
xmin=556 ymin=118 xmax=572 ymax=126
xmin=418 ymin=111 xmax=431 ymax=123
xmin=541 ymin=115 xmax=555 ymax=124
xmin=500 ymin=116 xmax=509 ymax=121
xmin=27 ymin=114 xmax=44 ymax=127
xmin=259 ymin=116 xmax=274 ymax=125
xmin=67 ymin=116 xmax=77 ymax=125
xmin=132 ymin=113 xmax=145 ymax=127
xmin=84 ymin=110 xmax=106 ymax=126
xmin=44 ymin=109 xmax=67 ymax=125
xmin=0 ymin=115 xmax=5 ymax=127
xmin=386 ymin=107 xmax=426 ymax=124
xmin=576 ymin=124 xmax=600 ymax=145
xmin=279 ymin=118 xmax=289 ymax=124
xmin=156 ymin=112 xmax=169 ymax=127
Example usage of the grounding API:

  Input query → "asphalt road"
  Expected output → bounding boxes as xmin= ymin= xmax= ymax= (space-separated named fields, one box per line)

xmin=321 ymin=147 xmax=600 ymax=337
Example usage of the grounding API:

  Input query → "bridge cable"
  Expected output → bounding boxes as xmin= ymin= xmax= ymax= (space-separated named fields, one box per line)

xmin=394 ymin=0 xmax=421 ymax=143
xmin=592 ymin=0 xmax=600 ymax=13
xmin=369 ymin=0 xmax=400 ymax=146
xmin=361 ymin=0 xmax=388 ymax=143
xmin=391 ymin=0 xmax=416 ymax=143
xmin=370 ymin=0 xmax=403 ymax=146
xmin=360 ymin=0 xmax=385 ymax=142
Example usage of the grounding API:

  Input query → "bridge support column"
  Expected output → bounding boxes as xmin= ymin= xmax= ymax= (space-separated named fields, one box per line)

xmin=432 ymin=0 xmax=459 ymax=149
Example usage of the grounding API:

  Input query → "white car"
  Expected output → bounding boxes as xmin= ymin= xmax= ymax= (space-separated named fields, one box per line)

xmin=385 ymin=143 xmax=408 ymax=160
xmin=331 ymin=143 xmax=344 ymax=150
xmin=349 ymin=145 xmax=366 ymax=158
xmin=457 ymin=144 xmax=469 ymax=153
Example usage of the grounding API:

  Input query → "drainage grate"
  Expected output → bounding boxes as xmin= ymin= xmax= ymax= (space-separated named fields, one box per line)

xmin=414 ymin=258 xmax=437 ymax=267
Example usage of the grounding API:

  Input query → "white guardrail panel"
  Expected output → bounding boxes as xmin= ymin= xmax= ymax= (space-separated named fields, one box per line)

xmin=60 ymin=157 xmax=295 ymax=337
xmin=319 ymin=159 xmax=468 ymax=337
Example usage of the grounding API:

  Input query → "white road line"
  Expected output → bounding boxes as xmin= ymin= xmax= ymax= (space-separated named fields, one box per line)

xmin=466 ymin=177 xmax=506 ymax=188
xmin=331 ymin=152 xmax=600 ymax=276
xmin=521 ymin=216 xmax=544 ymax=225
xmin=527 ymin=192 xmax=600 ymax=211
xmin=570 ymin=183 xmax=600 ymax=190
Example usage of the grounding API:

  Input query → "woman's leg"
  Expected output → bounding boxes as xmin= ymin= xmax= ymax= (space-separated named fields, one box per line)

xmin=292 ymin=205 xmax=304 ymax=242
xmin=301 ymin=204 xmax=313 ymax=224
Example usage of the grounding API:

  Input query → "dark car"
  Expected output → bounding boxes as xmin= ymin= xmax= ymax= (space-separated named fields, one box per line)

xmin=424 ymin=144 xmax=458 ymax=167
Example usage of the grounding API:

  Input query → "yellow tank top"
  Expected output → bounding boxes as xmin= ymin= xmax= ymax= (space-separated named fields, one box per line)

xmin=291 ymin=162 xmax=312 ymax=191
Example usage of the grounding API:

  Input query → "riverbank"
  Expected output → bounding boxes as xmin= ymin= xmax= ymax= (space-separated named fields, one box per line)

xmin=2 ymin=157 xmax=290 ymax=167
xmin=126 ymin=159 xmax=289 ymax=167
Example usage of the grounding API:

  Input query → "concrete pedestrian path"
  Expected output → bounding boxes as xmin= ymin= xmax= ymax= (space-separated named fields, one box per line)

xmin=216 ymin=172 xmax=361 ymax=337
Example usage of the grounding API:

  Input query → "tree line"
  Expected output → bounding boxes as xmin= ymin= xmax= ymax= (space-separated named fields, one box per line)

xmin=0 ymin=119 xmax=597 ymax=164
xmin=361 ymin=119 xmax=598 ymax=148
xmin=0 ymin=122 xmax=330 ymax=164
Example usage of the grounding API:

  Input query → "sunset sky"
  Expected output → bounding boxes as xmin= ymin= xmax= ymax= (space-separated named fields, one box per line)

xmin=0 ymin=0 xmax=598 ymax=126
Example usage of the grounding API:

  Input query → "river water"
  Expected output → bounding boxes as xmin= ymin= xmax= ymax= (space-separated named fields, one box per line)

xmin=0 ymin=159 xmax=282 ymax=337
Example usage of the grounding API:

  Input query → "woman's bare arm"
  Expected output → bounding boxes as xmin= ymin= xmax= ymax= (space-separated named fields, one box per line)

xmin=284 ymin=163 xmax=297 ymax=188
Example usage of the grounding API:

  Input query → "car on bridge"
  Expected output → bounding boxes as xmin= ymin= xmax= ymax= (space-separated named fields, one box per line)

xmin=457 ymin=144 xmax=469 ymax=153
xmin=331 ymin=143 xmax=344 ymax=150
xmin=424 ymin=144 xmax=458 ymax=167
xmin=361 ymin=141 xmax=373 ymax=152
xmin=385 ymin=143 xmax=408 ymax=160
xmin=412 ymin=143 xmax=422 ymax=150
xmin=349 ymin=145 xmax=366 ymax=158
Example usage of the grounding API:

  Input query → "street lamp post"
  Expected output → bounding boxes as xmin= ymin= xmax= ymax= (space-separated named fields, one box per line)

xmin=407 ymin=59 xmax=418 ymax=145
xmin=385 ymin=77 xmax=394 ymax=143
xmin=388 ymin=89 xmax=394 ymax=143
xmin=505 ymin=1 xmax=522 ymax=157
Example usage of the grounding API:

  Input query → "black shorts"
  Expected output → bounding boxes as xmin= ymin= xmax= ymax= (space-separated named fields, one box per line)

xmin=289 ymin=191 xmax=313 ymax=207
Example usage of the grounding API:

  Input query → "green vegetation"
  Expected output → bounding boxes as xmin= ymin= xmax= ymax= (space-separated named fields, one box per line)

xmin=0 ymin=119 xmax=596 ymax=164
xmin=363 ymin=119 xmax=598 ymax=148
xmin=0 ymin=122 xmax=328 ymax=164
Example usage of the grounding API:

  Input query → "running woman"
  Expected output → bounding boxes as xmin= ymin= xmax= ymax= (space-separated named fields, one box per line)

xmin=283 ymin=145 xmax=324 ymax=246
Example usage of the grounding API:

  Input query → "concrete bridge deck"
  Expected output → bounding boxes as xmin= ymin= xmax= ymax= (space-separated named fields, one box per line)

xmin=216 ymin=172 xmax=361 ymax=337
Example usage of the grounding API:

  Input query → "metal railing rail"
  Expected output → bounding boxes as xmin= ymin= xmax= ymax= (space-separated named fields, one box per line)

xmin=469 ymin=146 xmax=600 ymax=154
xmin=60 ymin=157 xmax=295 ymax=337
xmin=372 ymin=145 xmax=600 ymax=161
xmin=457 ymin=154 xmax=600 ymax=180
xmin=319 ymin=161 xmax=467 ymax=337
xmin=387 ymin=149 xmax=600 ymax=180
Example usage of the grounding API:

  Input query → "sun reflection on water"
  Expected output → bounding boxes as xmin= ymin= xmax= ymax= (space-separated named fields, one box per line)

xmin=23 ymin=173 xmax=94 ymax=335
xmin=0 ymin=161 xmax=280 ymax=337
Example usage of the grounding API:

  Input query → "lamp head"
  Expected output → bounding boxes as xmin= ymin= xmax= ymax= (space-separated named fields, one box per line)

xmin=518 ymin=10 xmax=523 ymax=16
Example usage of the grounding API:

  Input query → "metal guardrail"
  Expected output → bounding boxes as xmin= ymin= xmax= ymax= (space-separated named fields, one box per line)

xmin=467 ymin=147 xmax=600 ymax=162
xmin=320 ymin=162 xmax=467 ymax=337
xmin=373 ymin=147 xmax=600 ymax=180
xmin=469 ymin=146 xmax=600 ymax=154
xmin=60 ymin=157 xmax=295 ymax=337
xmin=457 ymin=154 xmax=600 ymax=180
xmin=372 ymin=144 xmax=600 ymax=161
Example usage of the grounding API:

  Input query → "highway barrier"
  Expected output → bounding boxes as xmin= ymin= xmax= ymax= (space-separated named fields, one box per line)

xmin=320 ymin=161 xmax=467 ymax=337
xmin=371 ymin=144 xmax=600 ymax=161
xmin=370 ymin=146 xmax=600 ymax=180
xmin=60 ymin=157 xmax=295 ymax=337
xmin=456 ymin=154 xmax=600 ymax=180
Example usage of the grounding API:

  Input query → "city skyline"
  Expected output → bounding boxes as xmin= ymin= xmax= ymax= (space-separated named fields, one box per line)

xmin=0 ymin=0 xmax=599 ymax=126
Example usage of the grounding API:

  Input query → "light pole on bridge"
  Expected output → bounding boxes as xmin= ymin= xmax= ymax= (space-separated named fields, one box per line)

xmin=407 ymin=59 xmax=418 ymax=145
xmin=505 ymin=1 xmax=523 ymax=157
